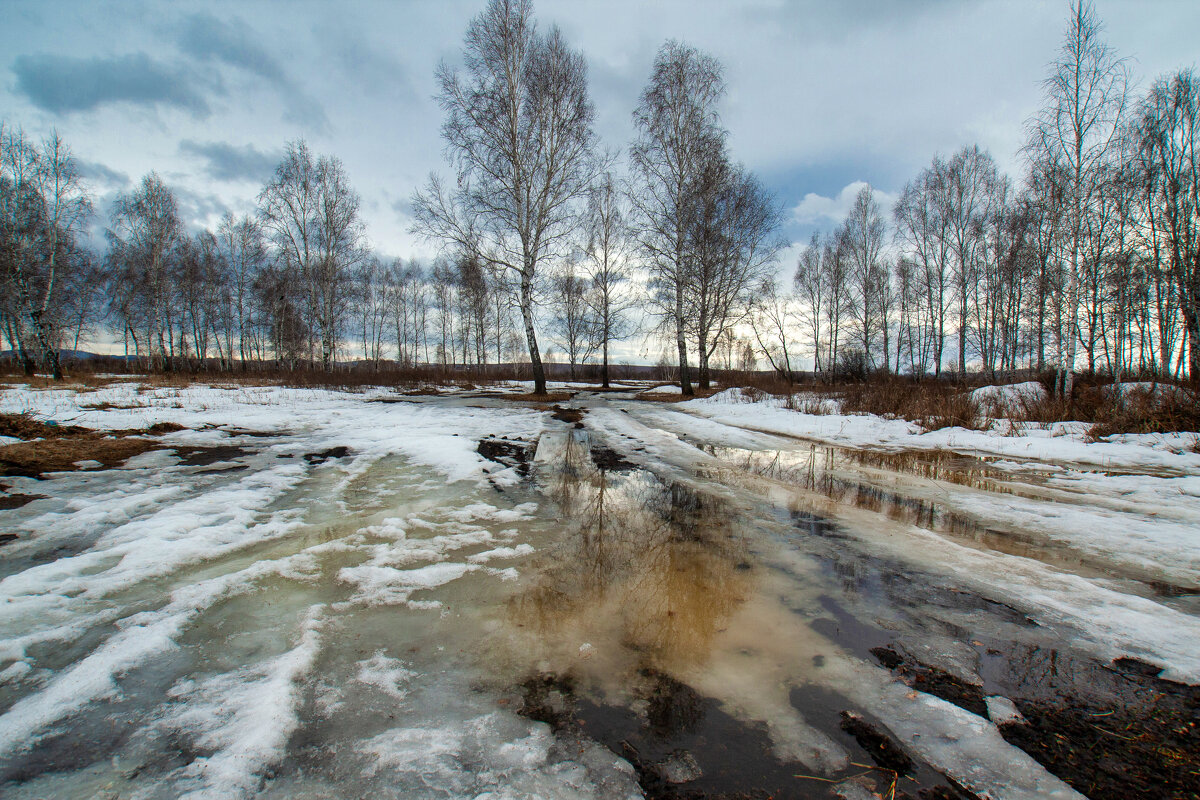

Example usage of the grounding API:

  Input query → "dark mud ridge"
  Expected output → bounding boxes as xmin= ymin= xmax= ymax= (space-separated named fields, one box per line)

xmin=867 ymin=644 xmax=1200 ymax=800
xmin=516 ymin=669 xmax=981 ymax=800
xmin=477 ymin=437 xmax=536 ymax=476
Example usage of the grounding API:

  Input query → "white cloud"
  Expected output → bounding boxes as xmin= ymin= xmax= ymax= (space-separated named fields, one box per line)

xmin=790 ymin=181 xmax=897 ymax=227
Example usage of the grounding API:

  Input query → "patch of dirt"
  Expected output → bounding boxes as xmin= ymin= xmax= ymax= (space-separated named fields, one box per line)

xmin=217 ymin=427 xmax=278 ymax=438
xmin=0 ymin=413 xmax=90 ymax=440
xmin=79 ymin=401 xmax=146 ymax=411
xmin=146 ymin=422 xmax=186 ymax=434
xmin=550 ymin=405 xmax=584 ymax=423
xmin=0 ymin=492 xmax=47 ymax=510
xmin=0 ymin=436 xmax=163 ymax=478
xmin=591 ymin=445 xmax=636 ymax=471
xmin=505 ymin=392 xmax=574 ymax=403
xmin=477 ymin=437 xmax=535 ymax=476
xmin=177 ymin=446 xmax=253 ymax=467
xmin=870 ymin=646 xmax=988 ymax=717
xmin=996 ymin=665 xmax=1200 ymax=800
xmin=839 ymin=710 xmax=914 ymax=774
xmin=303 ymin=446 xmax=351 ymax=465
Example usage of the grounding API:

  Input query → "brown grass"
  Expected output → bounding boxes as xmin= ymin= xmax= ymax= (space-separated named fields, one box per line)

xmin=1087 ymin=384 xmax=1200 ymax=439
xmin=836 ymin=378 xmax=986 ymax=431
xmin=0 ymin=436 xmax=163 ymax=477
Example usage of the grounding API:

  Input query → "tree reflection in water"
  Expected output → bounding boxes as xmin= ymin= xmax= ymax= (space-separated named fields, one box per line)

xmin=498 ymin=429 xmax=751 ymax=698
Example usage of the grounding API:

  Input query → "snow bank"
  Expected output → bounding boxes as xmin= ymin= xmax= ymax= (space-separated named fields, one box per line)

xmin=970 ymin=381 xmax=1047 ymax=415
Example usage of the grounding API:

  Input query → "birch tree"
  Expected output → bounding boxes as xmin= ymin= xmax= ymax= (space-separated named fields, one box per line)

xmin=1029 ymin=0 xmax=1129 ymax=395
xmin=412 ymin=0 xmax=599 ymax=394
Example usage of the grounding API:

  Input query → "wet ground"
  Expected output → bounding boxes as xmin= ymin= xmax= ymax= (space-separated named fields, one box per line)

xmin=0 ymin=387 xmax=1196 ymax=799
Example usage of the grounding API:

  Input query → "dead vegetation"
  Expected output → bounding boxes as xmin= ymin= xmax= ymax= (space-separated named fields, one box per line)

xmin=736 ymin=372 xmax=1200 ymax=437
xmin=0 ymin=412 xmax=187 ymax=478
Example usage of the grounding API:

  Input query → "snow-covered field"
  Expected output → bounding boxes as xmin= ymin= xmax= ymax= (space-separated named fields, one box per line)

xmin=0 ymin=379 xmax=1196 ymax=799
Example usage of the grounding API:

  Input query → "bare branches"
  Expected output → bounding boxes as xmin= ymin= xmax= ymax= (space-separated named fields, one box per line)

xmin=413 ymin=0 xmax=598 ymax=393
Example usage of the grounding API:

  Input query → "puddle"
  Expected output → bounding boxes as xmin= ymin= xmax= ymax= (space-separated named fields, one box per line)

xmin=704 ymin=443 xmax=1197 ymax=599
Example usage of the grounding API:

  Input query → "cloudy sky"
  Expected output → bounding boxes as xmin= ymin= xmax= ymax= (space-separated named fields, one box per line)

xmin=3 ymin=0 xmax=1198 ymax=267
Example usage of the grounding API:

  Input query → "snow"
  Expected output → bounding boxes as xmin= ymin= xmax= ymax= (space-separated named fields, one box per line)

xmin=680 ymin=386 xmax=1200 ymax=471
xmin=354 ymin=651 xmax=415 ymax=700
xmin=338 ymin=562 xmax=478 ymax=607
xmin=970 ymin=381 xmax=1047 ymax=414
xmin=164 ymin=604 xmax=325 ymax=799
xmin=2 ymin=379 xmax=1197 ymax=799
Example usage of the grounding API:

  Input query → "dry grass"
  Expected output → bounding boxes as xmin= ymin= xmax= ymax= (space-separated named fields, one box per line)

xmin=0 ymin=436 xmax=163 ymax=477
xmin=1086 ymin=384 xmax=1200 ymax=439
xmin=836 ymin=378 xmax=986 ymax=431
xmin=0 ymin=412 xmax=188 ymax=477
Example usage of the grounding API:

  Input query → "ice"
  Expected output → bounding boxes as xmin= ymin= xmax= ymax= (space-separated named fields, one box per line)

xmin=3 ymin=380 xmax=1196 ymax=798
xmin=337 ymin=562 xmax=478 ymax=607
xmin=986 ymin=695 xmax=1025 ymax=725
xmin=354 ymin=651 xmax=415 ymax=700
xmin=843 ymin=661 xmax=1086 ymax=800
xmin=468 ymin=544 xmax=535 ymax=563
xmin=163 ymin=605 xmax=325 ymax=799
xmin=0 ymin=547 xmax=325 ymax=756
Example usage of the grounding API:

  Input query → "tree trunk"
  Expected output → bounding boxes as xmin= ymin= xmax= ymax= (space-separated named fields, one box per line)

xmin=520 ymin=268 xmax=546 ymax=394
xmin=675 ymin=284 xmax=692 ymax=396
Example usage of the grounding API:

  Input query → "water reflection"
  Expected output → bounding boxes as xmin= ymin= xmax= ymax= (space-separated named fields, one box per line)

xmin=705 ymin=443 xmax=1191 ymax=594
xmin=504 ymin=431 xmax=751 ymax=684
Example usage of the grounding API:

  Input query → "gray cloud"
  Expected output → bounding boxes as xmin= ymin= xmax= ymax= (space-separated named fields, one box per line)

xmin=179 ymin=140 xmax=281 ymax=184
xmin=76 ymin=160 xmax=130 ymax=191
xmin=12 ymin=52 xmax=211 ymax=116
xmin=178 ymin=12 xmax=286 ymax=84
xmin=178 ymin=12 xmax=327 ymax=129
xmin=173 ymin=185 xmax=234 ymax=231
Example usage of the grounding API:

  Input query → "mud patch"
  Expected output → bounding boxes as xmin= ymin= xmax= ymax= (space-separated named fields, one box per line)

xmin=0 ymin=436 xmax=164 ymax=477
xmin=176 ymin=445 xmax=253 ymax=467
xmin=591 ymin=446 xmax=636 ymax=472
xmin=551 ymin=405 xmax=585 ymax=424
xmin=839 ymin=711 xmax=914 ymax=774
xmin=478 ymin=437 xmax=535 ymax=476
xmin=870 ymin=647 xmax=987 ymax=718
xmin=0 ymin=492 xmax=46 ymax=510
xmin=303 ymin=446 xmax=351 ymax=465
xmin=995 ymin=668 xmax=1200 ymax=800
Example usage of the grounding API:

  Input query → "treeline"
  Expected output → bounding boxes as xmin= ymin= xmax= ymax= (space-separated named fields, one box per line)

xmin=3 ymin=1 xmax=1197 ymax=396
xmin=763 ymin=2 xmax=1199 ymax=394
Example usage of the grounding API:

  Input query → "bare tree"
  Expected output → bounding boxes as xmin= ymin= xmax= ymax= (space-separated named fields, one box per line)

xmin=260 ymin=140 xmax=365 ymax=370
xmin=793 ymin=234 xmax=825 ymax=374
xmin=216 ymin=213 xmax=267 ymax=366
xmin=686 ymin=156 xmax=784 ymax=388
xmin=548 ymin=260 xmax=596 ymax=378
xmin=107 ymin=172 xmax=183 ymax=370
xmin=630 ymin=40 xmax=725 ymax=396
xmin=0 ymin=127 xmax=91 ymax=379
xmin=582 ymin=172 xmax=636 ymax=387
xmin=1029 ymin=0 xmax=1129 ymax=395
xmin=838 ymin=185 xmax=888 ymax=371
xmin=1137 ymin=69 xmax=1200 ymax=377
xmin=412 ymin=0 xmax=599 ymax=394
xmin=894 ymin=158 xmax=954 ymax=375
xmin=748 ymin=275 xmax=798 ymax=382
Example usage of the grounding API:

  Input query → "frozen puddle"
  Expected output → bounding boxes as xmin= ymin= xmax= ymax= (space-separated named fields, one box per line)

xmin=1 ymin=385 xmax=1198 ymax=799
